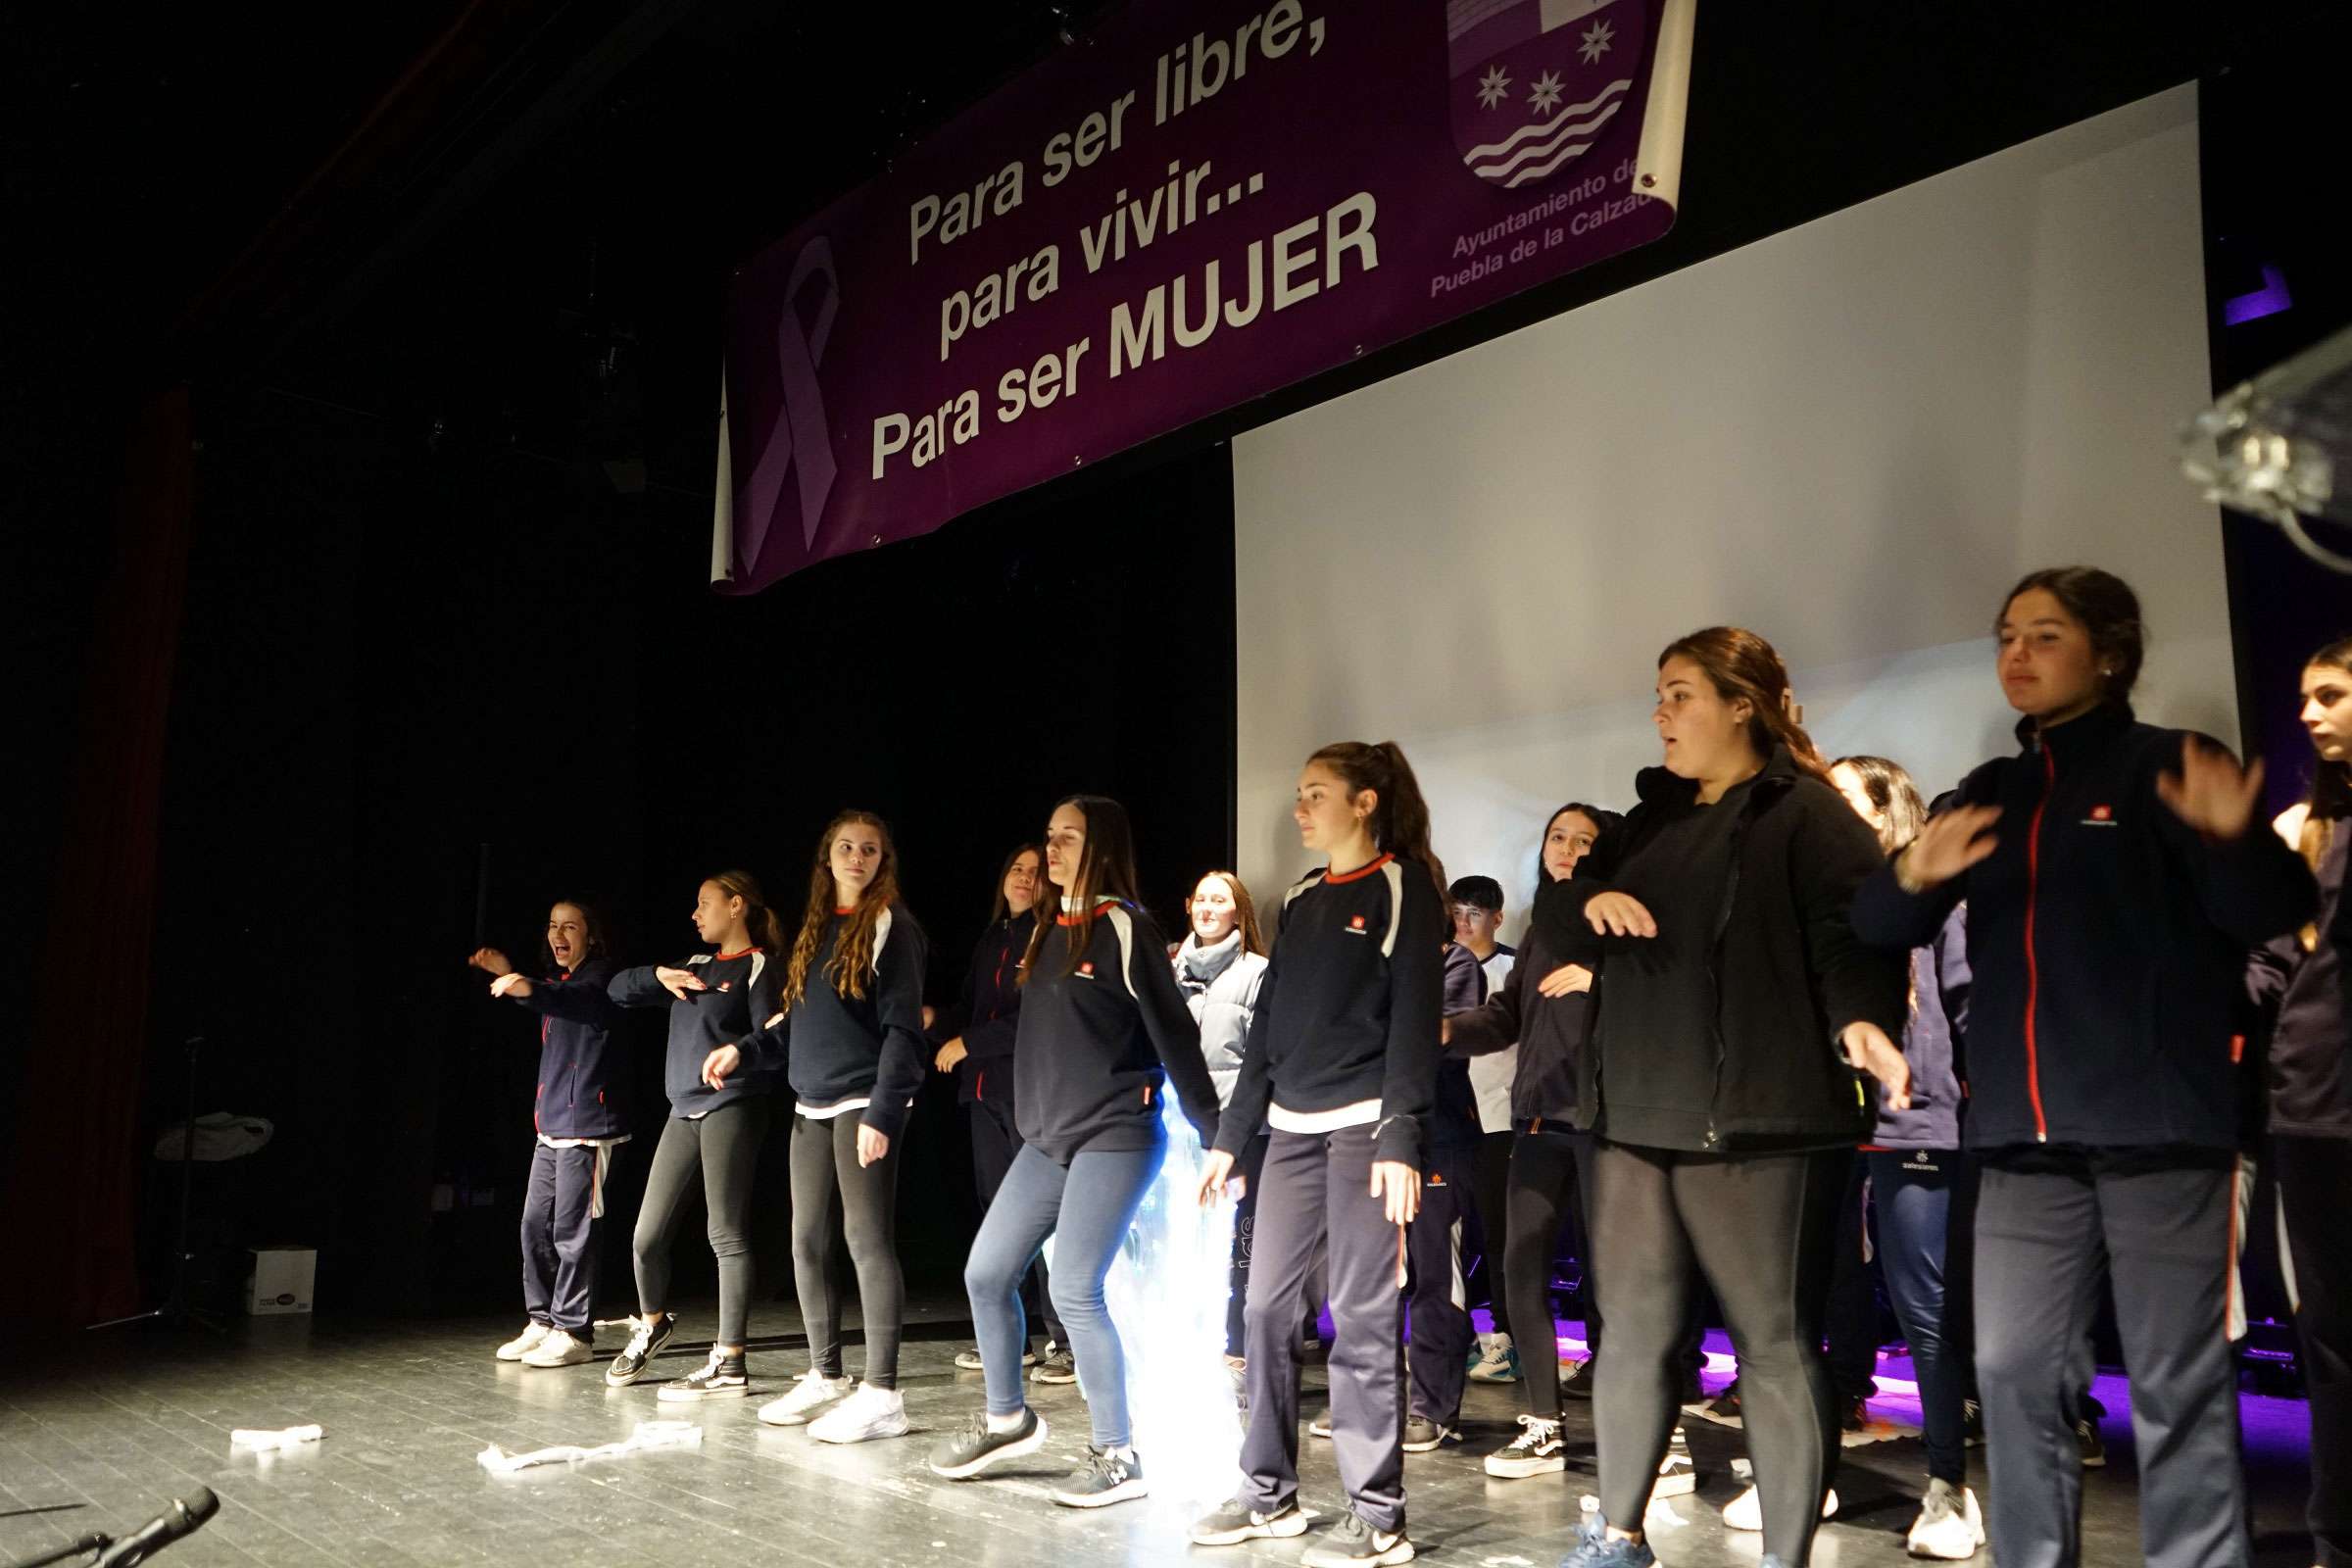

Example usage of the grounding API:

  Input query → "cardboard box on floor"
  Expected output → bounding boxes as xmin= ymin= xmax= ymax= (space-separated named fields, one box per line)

xmin=246 ymin=1247 xmax=315 ymax=1314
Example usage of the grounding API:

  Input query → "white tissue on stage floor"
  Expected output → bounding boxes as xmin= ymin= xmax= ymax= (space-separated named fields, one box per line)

xmin=475 ymin=1420 xmax=703 ymax=1473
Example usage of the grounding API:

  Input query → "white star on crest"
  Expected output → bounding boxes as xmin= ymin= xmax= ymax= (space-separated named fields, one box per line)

xmin=1579 ymin=18 xmax=1614 ymax=63
xmin=1475 ymin=65 xmax=1510 ymax=109
xmin=1528 ymin=70 xmax=1565 ymax=116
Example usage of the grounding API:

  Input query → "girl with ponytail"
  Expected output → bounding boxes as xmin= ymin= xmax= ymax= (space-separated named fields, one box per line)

xmin=1190 ymin=740 xmax=1446 ymax=1568
xmin=1539 ymin=629 xmax=1910 ymax=1568
xmin=603 ymin=869 xmax=788 ymax=1399
xmin=704 ymin=811 xmax=929 ymax=1443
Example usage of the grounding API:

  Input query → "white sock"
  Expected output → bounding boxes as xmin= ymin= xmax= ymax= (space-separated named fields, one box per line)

xmin=986 ymin=1408 xmax=1026 ymax=1434
xmin=1106 ymin=1445 xmax=1136 ymax=1461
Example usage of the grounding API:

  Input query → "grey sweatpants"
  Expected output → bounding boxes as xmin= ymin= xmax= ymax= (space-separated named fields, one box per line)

xmin=1974 ymin=1153 xmax=2248 ymax=1568
xmin=1237 ymin=1124 xmax=1407 ymax=1534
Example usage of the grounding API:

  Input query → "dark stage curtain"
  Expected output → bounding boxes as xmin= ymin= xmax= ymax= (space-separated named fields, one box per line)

xmin=2 ymin=386 xmax=195 ymax=1331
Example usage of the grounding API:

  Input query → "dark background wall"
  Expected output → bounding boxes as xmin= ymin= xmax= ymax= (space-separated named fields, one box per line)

xmin=7 ymin=2 xmax=2348 ymax=1327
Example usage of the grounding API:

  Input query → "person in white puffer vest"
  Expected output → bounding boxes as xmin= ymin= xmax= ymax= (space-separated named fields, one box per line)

xmin=1171 ymin=870 xmax=1273 ymax=1365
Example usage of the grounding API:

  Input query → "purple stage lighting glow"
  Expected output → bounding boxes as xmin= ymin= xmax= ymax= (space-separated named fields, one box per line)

xmin=2224 ymin=264 xmax=2292 ymax=325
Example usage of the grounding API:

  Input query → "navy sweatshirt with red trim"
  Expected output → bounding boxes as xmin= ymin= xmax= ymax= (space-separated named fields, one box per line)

xmin=741 ymin=906 xmax=930 ymax=1140
xmin=1013 ymin=899 xmax=1220 ymax=1163
xmin=1853 ymin=702 xmax=2316 ymax=1152
xmin=608 ymin=948 xmax=783 ymax=1116
xmin=505 ymin=955 xmax=627 ymax=1139
xmin=935 ymin=913 xmax=1040 ymax=1107
xmin=1214 ymin=854 xmax=1446 ymax=1169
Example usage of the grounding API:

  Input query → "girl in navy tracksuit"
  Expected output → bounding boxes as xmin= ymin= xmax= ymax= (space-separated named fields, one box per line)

xmin=928 ymin=794 xmax=1220 ymax=1511
xmin=470 ymin=899 xmax=625 ymax=1369
xmin=933 ymin=845 xmax=1067 ymax=1371
xmin=1445 ymin=802 xmax=1618 ymax=1480
xmin=2252 ymin=635 xmax=2352 ymax=1568
xmin=707 ymin=810 xmax=928 ymax=1444
xmin=603 ymin=869 xmax=788 ymax=1398
xmin=1830 ymin=756 xmax=1981 ymax=1559
xmin=1854 ymin=568 xmax=2315 ymax=1568
xmin=1193 ymin=741 xmax=1446 ymax=1568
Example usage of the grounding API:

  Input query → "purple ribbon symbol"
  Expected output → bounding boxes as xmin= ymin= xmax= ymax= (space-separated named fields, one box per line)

xmin=739 ymin=237 xmax=841 ymax=568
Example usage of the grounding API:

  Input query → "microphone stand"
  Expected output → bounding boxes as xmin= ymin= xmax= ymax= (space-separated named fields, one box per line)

xmin=1 ymin=1534 xmax=111 ymax=1568
xmin=88 ymin=1038 xmax=223 ymax=1335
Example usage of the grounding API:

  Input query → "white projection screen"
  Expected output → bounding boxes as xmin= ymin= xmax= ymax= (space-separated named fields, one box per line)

xmin=1232 ymin=85 xmax=2226 ymax=936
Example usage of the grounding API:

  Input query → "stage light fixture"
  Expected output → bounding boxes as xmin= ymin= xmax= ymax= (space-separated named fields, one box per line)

xmin=2182 ymin=322 xmax=2352 ymax=571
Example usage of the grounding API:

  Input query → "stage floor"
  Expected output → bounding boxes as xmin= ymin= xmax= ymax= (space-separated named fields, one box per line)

xmin=1 ymin=1297 xmax=2322 ymax=1567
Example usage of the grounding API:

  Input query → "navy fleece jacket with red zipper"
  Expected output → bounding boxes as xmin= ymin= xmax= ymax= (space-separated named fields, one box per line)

xmin=608 ymin=948 xmax=783 ymax=1116
xmin=935 ymin=913 xmax=1040 ymax=1107
xmin=1214 ymin=853 xmax=1446 ymax=1170
xmin=1013 ymin=898 xmax=1221 ymax=1163
xmin=1853 ymin=702 xmax=2316 ymax=1152
xmin=506 ymin=955 xmax=627 ymax=1139
xmin=740 ymin=906 xmax=930 ymax=1140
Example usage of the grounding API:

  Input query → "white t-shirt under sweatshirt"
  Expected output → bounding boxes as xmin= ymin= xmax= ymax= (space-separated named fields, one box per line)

xmin=1467 ymin=944 xmax=1517 ymax=1133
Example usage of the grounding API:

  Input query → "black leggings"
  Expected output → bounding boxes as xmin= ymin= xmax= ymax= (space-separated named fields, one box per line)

xmin=632 ymin=1097 xmax=770 ymax=1346
xmin=789 ymin=1110 xmax=906 ymax=1389
xmin=1505 ymin=1128 xmax=1601 ymax=1416
xmin=2273 ymin=1135 xmax=2349 ymax=1568
xmin=1591 ymin=1140 xmax=1845 ymax=1566
xmin=1471 ymin=1130 xmax=1515 ymax=1338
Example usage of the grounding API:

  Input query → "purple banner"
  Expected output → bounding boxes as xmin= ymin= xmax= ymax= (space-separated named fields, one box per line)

xmin=718 ymin=0 xmax=1690 ymax=591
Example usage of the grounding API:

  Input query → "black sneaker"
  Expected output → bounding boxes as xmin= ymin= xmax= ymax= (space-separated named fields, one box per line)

xmin=658 ymin=1347 xmax=747 ymax=1400
xmin=1483 ymin=1413 xmax=1567 ymax=1478
xmin=1691 ymin=1375 xmax=1742 ymax=1425
xmin=928 ymin=1408 xmax=1049 ymax=1479
xmin=1030 ymin=1344 xmax=1078 ymax=1384
xmin=1190 ymin=1495 xmax=1311 ymax=1545
xmin=604 ymin=1312 xmax=676 ymax=1387
xmin=1052 ymin=1444 xmax=1149 ymax=1508
xmin=1400 ymin=1415 xmax=1459 ymax=1452
xmin=1838 ymin=1393 xmax=1871 ymax=1432
xmin=1299 ymin=1509 xmax=1415 ymax=1567
xmin=1561 ymin=1354 xmax=1596 ymax=1399
xmin=2075 ymin=1396 xmax=2107 ymax=1468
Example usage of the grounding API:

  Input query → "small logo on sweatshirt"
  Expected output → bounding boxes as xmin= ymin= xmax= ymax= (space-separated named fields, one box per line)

xmin=717 ymin=980 xmax=734 ymax=991
xmin=2082 ymin=804 xmax=2117 ymax=827
xmin=1077 ymin=961 xmax=1097 ymax=979
xmin=1347 ymin=915 xmax=1368 ymax=935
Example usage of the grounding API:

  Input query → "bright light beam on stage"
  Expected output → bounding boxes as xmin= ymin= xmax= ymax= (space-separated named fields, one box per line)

xmin=1051 ymin=1097 xmax=1241 ymax=1509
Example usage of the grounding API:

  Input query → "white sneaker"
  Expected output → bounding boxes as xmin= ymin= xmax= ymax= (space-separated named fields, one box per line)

xmin=496 ymin=1321 xmax=552 ymax=1361
xmin=757 ymin=1370 xmax=856 ymax=1427
xmin=519 ymin=1328 xmax=591 ymax=1367
xmin=1905 ymin=1480 xmax=1984 ymax=1559
xmin=1723 ymin=1481 xmax=1838 ymax=1531
xmin=1653 ymin=1428 xmax=1696 ymax=1497
xmin=1467 ymin=1332 xmax=1521 ymax=1384
xmin=808 ymin=1383 xmax=909 ymax=1445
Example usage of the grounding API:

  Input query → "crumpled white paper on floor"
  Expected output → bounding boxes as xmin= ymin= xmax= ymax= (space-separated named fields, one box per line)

xmin=476 ymin=1420 xmax=702 ymax=1473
